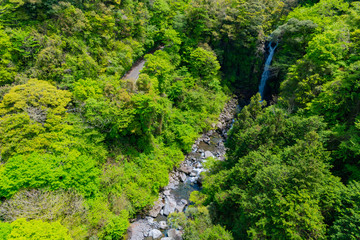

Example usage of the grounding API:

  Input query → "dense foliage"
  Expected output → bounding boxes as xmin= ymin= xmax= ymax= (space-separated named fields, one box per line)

xmin=1 ymin=0 xmax=359 ymax=239
xmin=191 ymin=0 xmax=360 ymax=239
xmin=2 ymin=218 xmax=72 ymax=240
xmin=0 ymin=0 xmax=230 ymax=238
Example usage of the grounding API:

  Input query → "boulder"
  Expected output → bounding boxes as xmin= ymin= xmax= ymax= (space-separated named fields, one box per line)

xmin=127 ymin=219 xmax=153 ymax=240
xmin=175 ymin=199 xmax=187 ymax=213
xmin=204 ymin=151 xmax=214 ymax=159
xmin=167 ymin=176 xmax=180 ymax=189
xmin=161 ymin=238 xmax=175 ymax=240
xmin=167 ymin=229 xmax=183 ymax=240
xmin=149 ymin=229 xmax=163 ymax=239
xmin=179 ymin=165 xmax=193 ymax=174
xmin=175 ymin=204 xmax=186 ymax=213
xmin=203 ymin=137 xmax=210 ymax=144
xmin=159 ymin=221 xmax=168 ymax=229
xmin=169 ymin=176 xmax=180 ymax=186
xmin=147 ymin=217 xmax=155 ymax=224
xmin=149 ymin=198 xmax=165 ymax=218
xmin=179 ymin=172 xmax=186 ymax=182
xmin=163 ymin=196 xmax=177 ymax=216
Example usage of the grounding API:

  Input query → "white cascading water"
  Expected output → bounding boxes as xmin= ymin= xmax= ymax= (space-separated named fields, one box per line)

xmin=259 ymin=41 xmax=278 ymax=99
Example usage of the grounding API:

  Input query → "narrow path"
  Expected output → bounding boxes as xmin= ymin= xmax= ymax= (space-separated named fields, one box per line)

xmin=122 ymin=46 xmax=164 ymax=86
xmin=123 ymin=59 xmax=146 ymax=83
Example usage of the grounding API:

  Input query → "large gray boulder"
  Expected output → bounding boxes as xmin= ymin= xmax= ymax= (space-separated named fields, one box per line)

xmin=163 ymin=196 xmax=177 ymax=216
xmin=127 ymin=219 xmax=153 ymax=240
xmin=175 ymin=204 xmax=186 ymax=213
xmin=179 ymin=165 xmax=193 ymax=174
xmin=179 ymin=172 xmax=186 ymax=182
xmin=159 ymin=221 xmax=168 ymax=229
xmin=167 ymin=229 xmax=183 ymax=240
xmin=204 ymin=151 xmax=214 ymax=159
xmin=149 ymin=198 xmax=165 ymax=218
xmin=149 ymin=229 xmax=163 ymax=239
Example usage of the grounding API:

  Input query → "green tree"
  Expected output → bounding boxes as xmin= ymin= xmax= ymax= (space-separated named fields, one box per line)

xmin=0 ymin=79 xmax=71 ymax=160
xmin=0 ymin=222 xmax=12 ymax=240
xmin=143 ymin=50 xmax=176 ymax=94
xmin=202 ymin=94 xmax=342 ymax=239
xmin=7 ymin=218 xmax=72 ymax=240
xmin=188 ymin=47 xmax=220 ymax=89
xmin=0 ymin=26 xmax=15 ymax=85
xmin=0 ymin=152 xmax=100 ymax=198
xmin=103 ymin=210 xmax=130 ymax=240
xmin=330 ymin=181 xmax=360 ymax=240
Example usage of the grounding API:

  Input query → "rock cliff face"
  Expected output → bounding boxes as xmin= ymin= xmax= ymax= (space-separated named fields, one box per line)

xmin=127 ymin=98 xmax=237 ymax=240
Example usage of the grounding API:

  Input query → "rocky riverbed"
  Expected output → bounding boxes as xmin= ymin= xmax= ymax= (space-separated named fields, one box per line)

xmin=127 ymin=98 xmax=238 ymax=240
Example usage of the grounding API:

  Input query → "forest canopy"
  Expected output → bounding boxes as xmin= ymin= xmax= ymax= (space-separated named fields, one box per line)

xmin=0 ymin=0 xmax=360 ymax=239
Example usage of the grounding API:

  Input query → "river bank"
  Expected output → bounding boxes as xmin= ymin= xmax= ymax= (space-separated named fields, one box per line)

xmin=127 ymin=98 xmax=238 ymax=240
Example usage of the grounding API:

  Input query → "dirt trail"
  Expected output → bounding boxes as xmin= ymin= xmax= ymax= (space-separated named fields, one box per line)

xmin=122 ymin=46 xmax=164 ymax=85
xmin=123 ymin=59 xmax=146 ymax=83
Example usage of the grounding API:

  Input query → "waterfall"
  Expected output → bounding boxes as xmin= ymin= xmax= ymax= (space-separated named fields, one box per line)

xmin=259 ymin=41 xmax=278 ymax=100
